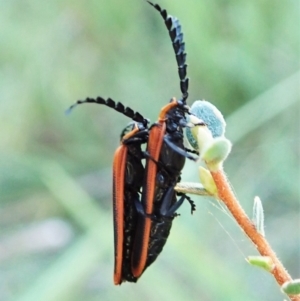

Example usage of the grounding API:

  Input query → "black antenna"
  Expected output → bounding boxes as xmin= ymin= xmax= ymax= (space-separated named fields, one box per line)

xmin=65 ymin=96 xmax=149 ymax=127
xmin=147 ymin=1 xmax=189 ymax=102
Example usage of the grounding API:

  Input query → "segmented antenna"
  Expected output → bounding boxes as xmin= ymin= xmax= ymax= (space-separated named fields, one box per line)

xmin=65 ymin=97 xmax=149 ymax=127
xmin=147 ymin=1 xmax=189 ymax=102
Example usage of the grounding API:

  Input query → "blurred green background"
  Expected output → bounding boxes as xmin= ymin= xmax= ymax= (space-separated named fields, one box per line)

xmin=0 ymin=0 xmax=299 ymax=300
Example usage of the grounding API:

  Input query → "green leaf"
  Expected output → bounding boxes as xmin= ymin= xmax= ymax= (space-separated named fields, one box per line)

xmin=199 ymin=166 xmax=218 ymax=196
xmin=201 ymin=137 xmax=232 ymax=171
xmin=247 ymin=256 xmax=274 ymax=272
xmin=281 ymin=279 xmax=300 ymax=295
xmin=252 ymin=196 xmax=265 ymax=236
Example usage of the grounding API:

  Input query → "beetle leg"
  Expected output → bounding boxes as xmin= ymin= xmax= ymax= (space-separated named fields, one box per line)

xmin=159 ymin=186 xmax=182 ymax=216
xmin=123 ymin=130 xmax=149 ymax=144
xmin=143 ymin=151 xmax=167 ymax=168
xmin=184 ymin=147 xmax=199 ymax=155
xmin=143 ymin=151 xmax=182 ymax=180
xmin=160 ymin=186 xmax=196 ymax=216
xmin=135 ymin=186 xmax=183 ymax=219
xmin=134 ymin=199 xmax=159 ymax=220
xmin=176 ymin=193 xmax=196 ymax=214
xmin=163 ymin=135 xmax=198 ymax=161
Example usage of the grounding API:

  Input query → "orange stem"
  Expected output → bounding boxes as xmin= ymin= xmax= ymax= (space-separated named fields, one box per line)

xmin=211 ymin=169 xmax=299 ymax=301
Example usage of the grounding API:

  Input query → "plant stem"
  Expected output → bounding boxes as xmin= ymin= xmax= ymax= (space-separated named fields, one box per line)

xmin=210 ymin=169 xmax=299 ymax=301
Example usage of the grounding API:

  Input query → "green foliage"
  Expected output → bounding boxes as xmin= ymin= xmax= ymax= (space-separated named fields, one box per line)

xmin=0 ymin=0 xmax=299 ymax=300
xmin=247 ymin=256 xmax=274 ymax=272
xmin=252 ymin=196 xmax=265 ymax=236
xmin=282 ymin=279 xmax=300 ymax=295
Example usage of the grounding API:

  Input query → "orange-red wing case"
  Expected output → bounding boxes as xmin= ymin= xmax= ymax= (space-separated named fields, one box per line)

xmin=112 ymin=145 xmax=127 ymax=285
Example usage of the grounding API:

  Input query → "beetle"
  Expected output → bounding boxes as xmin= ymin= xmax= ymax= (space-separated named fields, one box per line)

xmin=113 ymin=121 xmax=148 ymax=284
xmin=131 ymin=2 xmax=203 ymax=278
xmin=66 ymin=97 xmax=149 ymax=284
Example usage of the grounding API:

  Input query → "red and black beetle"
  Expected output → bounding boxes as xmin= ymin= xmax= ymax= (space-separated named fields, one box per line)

xmin=66 ymin=97 xmax=149 ymax=284
xmin=113 ymin=121 xmax=148 ymax=284
xmin=130 ymin=2 xmax=201 ymax=278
